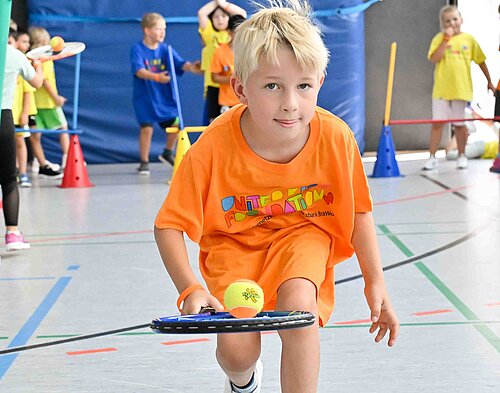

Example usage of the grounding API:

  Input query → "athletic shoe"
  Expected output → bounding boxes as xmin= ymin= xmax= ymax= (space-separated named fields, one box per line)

xmin=47 ymin=160 xmax=61 ymax=172
xmin=158 ymin=149 xmax=175 ymax=165
xmin=490 ymin=157 xmax=500 ymax=173
xmin=18 ymin=174 xmax=32 ymax=188
xmin=224 ymin=359 xmax=263 ymax=393
xmin=137 ymin=161 xmax=150 ymax=176
xmin=457 ymin=155 xmax=468 ymax=169
xmin=39 ymin=164 xmax=63 ymax=179
xmin=422 ymin=157 xmax=438 ymax=171
xmin=5 ymin=231 xmax=30 ymax=251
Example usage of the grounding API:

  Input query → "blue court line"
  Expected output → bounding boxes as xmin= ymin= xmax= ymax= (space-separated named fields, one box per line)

xmin=0 ymin=276 xmax=72 ymax=380
xmin=0 ymin=277 xmax=56 ymax=281
xmin=66 ymin=265 xmax=80 ymax=271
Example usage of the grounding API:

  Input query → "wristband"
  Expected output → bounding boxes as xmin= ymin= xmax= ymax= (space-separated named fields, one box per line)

xmin=443 ymin=34 xmax=451 ymax=42
xmin=153 ymin=73 xmax=161 ymax=82
xmin=177 ymin=283 xmax=204 ymax=312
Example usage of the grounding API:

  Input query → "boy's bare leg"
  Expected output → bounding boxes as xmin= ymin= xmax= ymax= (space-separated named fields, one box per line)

xmin=454 ymin=125 xmax=468 ymax=155
xmin=59 ymin=131 xmax=70 ymax=155
xmin=166 ymin=131 xmax=178 ymax=151
xmin=29 ymin=133 xmax=48 ymax=166
xmin=16 ymin=135 xmax=28 ymax=174
xmin=276 ymin=278 xmax=320 ymax=393
xmin=429 ymin=123 xmax=445 ymax=156
xmin=139 ymin=125 xmax=153 ymax=162
xmin=216 ymin=332 xmax=261 ymax=386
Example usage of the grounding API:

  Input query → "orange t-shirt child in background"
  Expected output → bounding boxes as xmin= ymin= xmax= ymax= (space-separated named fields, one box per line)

xmin=210 ymin=14 xmax=245 ymax=111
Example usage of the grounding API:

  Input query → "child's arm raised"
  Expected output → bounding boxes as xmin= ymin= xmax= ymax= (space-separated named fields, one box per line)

xmin=351 ymin=212 xmax=399 ymax=347
xmin=154 ymin=227 xmax=224 ymax=314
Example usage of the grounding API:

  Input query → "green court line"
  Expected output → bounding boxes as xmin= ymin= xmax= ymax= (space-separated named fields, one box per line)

xmin=379 ymin=224 xmax=500 ymax=353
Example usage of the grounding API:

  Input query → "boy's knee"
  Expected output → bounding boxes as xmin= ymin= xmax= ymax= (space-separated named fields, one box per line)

xmin=276 ymin=278 xmax=318 ymax=313
xmin=216 ymin=332 xmax=260 ymax=370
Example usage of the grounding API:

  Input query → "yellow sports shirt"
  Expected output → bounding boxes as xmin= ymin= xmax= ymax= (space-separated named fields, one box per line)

xmin=428 ymin=32 xmax=486 ymax=101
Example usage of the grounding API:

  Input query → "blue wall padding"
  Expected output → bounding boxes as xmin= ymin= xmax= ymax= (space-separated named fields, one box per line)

xmin=27 ymin=0 xmax=366 ymax=163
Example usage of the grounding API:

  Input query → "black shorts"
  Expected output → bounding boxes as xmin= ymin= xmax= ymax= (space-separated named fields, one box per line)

xmin=495 ymin=90 xmax=500 ymax=118
xmin=28 ymin=115 xmax=36 ymax=127
xmin=206 ymin=86 xmax=221 ymax=122
xmin=140 ymin=117 xmax=178 ymax=129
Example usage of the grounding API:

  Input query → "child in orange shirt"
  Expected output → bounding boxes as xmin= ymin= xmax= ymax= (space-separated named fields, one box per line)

xmin=210 ymin=14 xmax=245 ymax=114
xmin=155 ymin=1 xmax=399 ymax=392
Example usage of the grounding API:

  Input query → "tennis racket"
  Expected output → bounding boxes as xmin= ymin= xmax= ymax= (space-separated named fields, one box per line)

xmin=150 ymin=310 xmax=315 ymax=334
xmin=26 ymin=42 xmax=86 ymax=62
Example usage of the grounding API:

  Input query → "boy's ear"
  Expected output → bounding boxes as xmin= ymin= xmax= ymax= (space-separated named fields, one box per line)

xmin=231 ymin=75 xmax=247 ymax=105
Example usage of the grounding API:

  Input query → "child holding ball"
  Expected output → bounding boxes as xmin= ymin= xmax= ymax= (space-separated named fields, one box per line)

xmin=154 ymin=1 xmax=399 ymax=392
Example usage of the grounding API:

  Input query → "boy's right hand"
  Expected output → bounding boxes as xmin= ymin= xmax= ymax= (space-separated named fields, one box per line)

xmin=54 ymin=95 xmax=66 ymax=107
xmin=155 ymin=71 xmax=171 ymax=84
xmin=444 ymin=26 xmax=454 ymax=37
xmin=181 ymin=289 xmax=224 ymax=315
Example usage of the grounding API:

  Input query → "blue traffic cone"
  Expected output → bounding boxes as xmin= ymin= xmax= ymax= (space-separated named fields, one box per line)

xmin=371 ymin=125 xmax=402 ymax=178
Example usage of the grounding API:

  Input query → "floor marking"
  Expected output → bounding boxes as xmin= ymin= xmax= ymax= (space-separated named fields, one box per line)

xmin=67 ymin=347 xmax=117 ymax=356
xmin=374 ymin=184 xmax=471 ymax=205
xmin=66 ymin=265 xmax=80 ymax=271
xmin=334 ymin=319 xmax=372 ymax=325
xmin=28 ymin=229 xmax=152 ymax=244
xmin=0 ymin=276 xmax=72 ymax=380
xmin=420 ymin=174 xmax=468 ymax=201
xmin=161 ymin=338 xmax=210 ymax=346
xmin=412 ymin=309 xmax=453 ymax=316
xmin=0 ymin=277 xmax=56 ymax=281
xmin=380 ymin=225 xmax=500 ymax=354
xmin=485 ymin=302 xmax=500 ymax=307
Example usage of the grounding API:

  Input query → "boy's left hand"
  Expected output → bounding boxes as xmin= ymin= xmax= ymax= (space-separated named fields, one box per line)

xmin=364 ymin=284 xmax=399 ymax=347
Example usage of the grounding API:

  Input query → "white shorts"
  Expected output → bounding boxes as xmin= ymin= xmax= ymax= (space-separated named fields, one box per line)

xmin=432 ymin=99 xmax=467 ymax=126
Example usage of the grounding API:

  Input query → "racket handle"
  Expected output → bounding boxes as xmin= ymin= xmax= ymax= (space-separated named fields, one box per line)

xmin=199 ymin=306 xmax=216 ymax=314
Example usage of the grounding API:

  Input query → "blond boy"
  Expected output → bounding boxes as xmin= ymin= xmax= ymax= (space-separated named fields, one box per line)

xmin=155 ymin=1 xmax=399 ymax=392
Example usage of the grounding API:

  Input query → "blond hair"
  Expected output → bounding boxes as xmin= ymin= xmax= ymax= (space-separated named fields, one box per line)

xmin=439 ymin=5 xmax=462 ymax=29
xmin=141 ymin=13 xmax=165 ymax=30
xmin=28 ymin=26 xmax=50 ymax=48
xmin=233 ymin=0 xmax=329 ymax=85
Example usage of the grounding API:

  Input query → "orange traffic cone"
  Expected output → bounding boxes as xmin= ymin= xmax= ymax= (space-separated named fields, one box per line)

xmin=59 ymin=134 xmax=94 ymax=188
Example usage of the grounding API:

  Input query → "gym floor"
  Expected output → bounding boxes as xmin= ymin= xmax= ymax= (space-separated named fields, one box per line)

xmin=0 ymin=156 xmax=499 ymax=392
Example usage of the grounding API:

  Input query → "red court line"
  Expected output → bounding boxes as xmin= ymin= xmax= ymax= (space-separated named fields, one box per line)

xmin=29 ymin=229 xmax=153 ymax=244
xmin=390 ymin=116 xmax=500 ymax=125
xmin=413 ymin=309 xmax=453 ymax=316
xmin=334 ymin=319 xmax=371 ymax=325
xmin=374 ymin=184 xmax=473 ymax=206
xmin=67 ymin=347 xmax=117 ymax=356
xmin=161 ymin=338 xmax=210 ymax=346
xmin=485 ymin=302 xmax=500 ymax=307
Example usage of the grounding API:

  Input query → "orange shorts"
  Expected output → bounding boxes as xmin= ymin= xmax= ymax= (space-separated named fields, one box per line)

xmin=201 ymin=224 xmax=335 ymax=326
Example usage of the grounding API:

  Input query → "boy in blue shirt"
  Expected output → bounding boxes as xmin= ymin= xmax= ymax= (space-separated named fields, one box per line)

xmin=131 ymin=13 xmax=201 ymax=175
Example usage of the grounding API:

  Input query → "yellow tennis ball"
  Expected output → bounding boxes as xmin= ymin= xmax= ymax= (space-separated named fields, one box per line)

xmin=50 ymin=36 xmax=65 ymax=52
xmin=224 ymin=280 xmax=264 ymax=318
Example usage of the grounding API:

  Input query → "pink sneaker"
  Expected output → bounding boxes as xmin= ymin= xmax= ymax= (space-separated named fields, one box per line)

xmin=490 ymin=157 xmax=500 ymax=173
xmin=5 ymin=231 xmax=30 ymax=251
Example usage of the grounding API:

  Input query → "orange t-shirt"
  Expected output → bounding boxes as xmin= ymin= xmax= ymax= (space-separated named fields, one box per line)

xmin=210 ymin=43 xmax=239 ymax=107
xmin=155 ymin=104 xmax=372 ymax=325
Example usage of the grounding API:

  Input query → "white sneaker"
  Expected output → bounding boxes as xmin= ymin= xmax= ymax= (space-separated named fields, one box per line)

xmin=46 ymin=160 xmax=61 ymax=172
xmin=457 ymin=155 xmax=468 ymax=169
xmin=31 ymin=158 xmax=40 ymax=175
xmin=224 ymin=359 xmax=263 ymax=393
xmin=423 ymin=157 xmax=438 ymax=170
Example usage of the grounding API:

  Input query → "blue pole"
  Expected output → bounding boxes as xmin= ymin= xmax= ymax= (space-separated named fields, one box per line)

xmin=167 ymin=45 xmax=184 ymax=130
